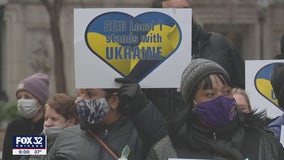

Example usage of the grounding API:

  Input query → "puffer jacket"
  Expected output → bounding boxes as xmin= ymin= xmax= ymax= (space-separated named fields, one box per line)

xmin=146 ymin=120 xmax=284 ymax=160
xmin=170 ymin=114 xmax=284 ymax=160
xmin=47 ymin=101 xmax=167 ymax=160
xmin=47 ymin=117 xmax=143 ymax=160
xmin=146 ymin=109 xmax=284 ymax=160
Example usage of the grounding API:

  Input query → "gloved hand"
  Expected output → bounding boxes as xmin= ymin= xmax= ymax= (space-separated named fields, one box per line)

xmin=115 ymin=78 xmax=150 ymax=116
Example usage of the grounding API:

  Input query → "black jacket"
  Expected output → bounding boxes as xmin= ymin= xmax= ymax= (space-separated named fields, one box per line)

xmin=170 ymin=110 xmax=284 ymax=160
xmin=192 ymin=22 xmax=245 ymax=89
xmin=2 ymin=117 xmax=44 ymax=160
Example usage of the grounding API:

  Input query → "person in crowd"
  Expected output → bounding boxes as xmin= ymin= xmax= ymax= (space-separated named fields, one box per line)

xmin=20 ymin=93 xmax=79 ymax=160
xmin=274 ymin=33 xmax=284 ymax=59
xmin=47 ymin=78 xmax=175 ymax=160
xmin=232 ymin=88 xmax=253 ymax=114
xmin=267 ymin=63 xmax=284 ymax=141
xmin=152 ymin=0 xmax=245 ymax=89
xmin=147 ymin=0 xmax=246 ymax=121
xmin=2 ymin=73 xmax=49 ymax=160
xmin=0 ymin=90 xmax=8 ymax=102
xmin=166 ymin=58 xmax=284 ymax=159
xmin=232 ymin=88 xmax=270 ymax=128
xmin=43 ymin=93 xmax=78 ymax=143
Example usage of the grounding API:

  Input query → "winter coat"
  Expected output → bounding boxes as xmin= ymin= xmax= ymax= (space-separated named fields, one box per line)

xmin=47 ymin=120 xmax=143 ymax=160
xmin=146 ymin=110 xmax=284 ymax=160
xmin=174 ymin=120 xmax=284 ymax=160
xmin=145 ymin=136 xmax=177 ymax=160
xmin=2 ymin=117 xmax=44 ymax=160
xmin=169 ymin=111 xmax=284 ymax=160
xmin=142 ymin=89 xmax=186 ymax=122
xmin=19 ymin=132 xmax=57 ymax=160
xmin=192 ymin=22 xmax=245 ymax=89
xmin=267 ymin=113 xmax=284 ymax=141
xmin=47 ymin=102 xmax=167 ymax=160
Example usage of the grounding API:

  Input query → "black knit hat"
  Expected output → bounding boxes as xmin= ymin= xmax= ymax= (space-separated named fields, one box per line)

xmin=180 ymin=58 xmax=230 ymax=104
xmin=271 ymin=63 xmax=284 ymax=108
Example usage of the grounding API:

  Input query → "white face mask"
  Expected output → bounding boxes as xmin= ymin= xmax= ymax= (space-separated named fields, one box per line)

xmin=17 ymin=99 xmax=39 ymax=119
xmin=43 ymin=126 xmax=64 ymax=140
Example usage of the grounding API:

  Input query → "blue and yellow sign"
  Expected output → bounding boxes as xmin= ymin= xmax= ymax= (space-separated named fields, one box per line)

xmin=85 ymin=12 xmax=182 ymax=82
xmin=74 ymin=8 xmax=192 ymax=88
xmin=254 ymin=63 xmax=279 ymax=108
xmin=246 ymin=60 xmax=284 ymax=118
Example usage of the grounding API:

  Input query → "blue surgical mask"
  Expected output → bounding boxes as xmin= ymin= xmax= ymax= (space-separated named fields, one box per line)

xmin=194 ymin=95 xmax=237 ymax=128
xmin=76 ymin=98 xmax=111 ymax=125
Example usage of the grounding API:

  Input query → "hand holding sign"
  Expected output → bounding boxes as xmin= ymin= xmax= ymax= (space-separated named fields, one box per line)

xmin=115 ymin=78 xmax=149 ymax=116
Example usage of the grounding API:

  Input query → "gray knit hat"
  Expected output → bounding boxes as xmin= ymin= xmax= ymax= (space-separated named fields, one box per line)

xmin=180 ymin=58 xmax=230 ymax=104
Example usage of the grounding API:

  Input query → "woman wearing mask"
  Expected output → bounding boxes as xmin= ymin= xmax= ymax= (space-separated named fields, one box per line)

xmin=2 ymin=73 xmax=49 ymax=160
xmin=20 ymin=93 xmax=78 ymax=160
xmin=43 ymin=93 xmax=78 ymax=143
xmin=48 ymin=83 xmax=170 ymax=160
xmin=166 ymin=59 xmax=284 ymax=160
xmin=173 ymin=59 xmax=283 ymax=160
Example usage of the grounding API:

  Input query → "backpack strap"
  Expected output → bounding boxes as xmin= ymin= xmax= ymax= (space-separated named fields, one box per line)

xmin=88 ymin=130 xmax=119 ymax=160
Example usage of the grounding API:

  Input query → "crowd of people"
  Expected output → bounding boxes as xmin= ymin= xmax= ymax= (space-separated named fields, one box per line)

xmin=1 ymin=0 xmax=284 ymax=160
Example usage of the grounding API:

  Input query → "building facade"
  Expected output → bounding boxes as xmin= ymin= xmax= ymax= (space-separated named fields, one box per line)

xmin=1 ymin=0 xmax=284 ymax=101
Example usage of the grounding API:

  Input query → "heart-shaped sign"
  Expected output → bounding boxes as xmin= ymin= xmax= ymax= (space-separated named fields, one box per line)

xmin=254 ymin=63 xmax=283 ymax=111
xmin=85 ymin=12 xmax=182 ymax=82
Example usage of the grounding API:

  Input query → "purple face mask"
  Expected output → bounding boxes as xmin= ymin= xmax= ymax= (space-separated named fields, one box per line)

xmin=194 ymin=95 xmax=237 ymax=128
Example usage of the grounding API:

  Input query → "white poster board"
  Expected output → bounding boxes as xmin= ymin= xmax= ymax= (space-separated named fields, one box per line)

xmin=245 ymin=60 xmax=284 ymax=118
xmin=74 ymin=8 xmax=192 ymax=88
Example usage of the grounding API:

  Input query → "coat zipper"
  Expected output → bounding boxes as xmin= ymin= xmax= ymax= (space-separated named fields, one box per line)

xmin=213 ymin=132 xmax=217 ymax=140
xmin=98 ymin=129 xmax=109 ymax=159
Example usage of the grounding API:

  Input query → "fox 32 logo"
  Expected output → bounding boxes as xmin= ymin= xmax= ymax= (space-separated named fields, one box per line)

xmin=13 ymin=136 xmax=47 ymax=155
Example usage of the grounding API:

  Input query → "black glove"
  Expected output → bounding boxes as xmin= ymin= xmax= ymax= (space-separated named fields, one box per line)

xmin=115 ymin=78 xmax=150 ymax=116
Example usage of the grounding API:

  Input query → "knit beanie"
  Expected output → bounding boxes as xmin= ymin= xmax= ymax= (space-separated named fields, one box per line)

xmin=16 ymin=73 xmax=49 ymax=106
xmin=271 ymin=63 xmax=284 ymax=108
xmin=180 ymin=58 xmax=230 ymax=104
